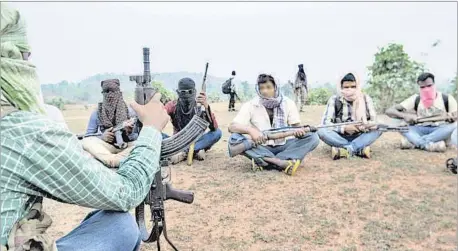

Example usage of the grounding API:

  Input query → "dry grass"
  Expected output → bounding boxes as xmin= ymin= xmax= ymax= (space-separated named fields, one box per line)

xmin=44 ymin=103 xmax=457 ymax=251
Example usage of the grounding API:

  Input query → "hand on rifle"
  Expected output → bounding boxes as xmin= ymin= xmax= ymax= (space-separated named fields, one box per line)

xmin=293 ymin=128 xmax=309 ymax=138
xmin=196 ymin=92 xmax=209 ymax=109
xmin=344 ymin=125 xmax=360 ymax=135
xmin=248 ymin=128 xmax=267 ymax=145
xmin=402 ymin=113 xmax=418 ymax=125
xmin=446 ymin=112 xmax=457 ymax=123
xmin=130 ymin=93 xmax=169 ymax=132
xmin=101 ymin=128 xmax=115 ymax=143
xmin=124 ymin=120 xmax=135 ymax=134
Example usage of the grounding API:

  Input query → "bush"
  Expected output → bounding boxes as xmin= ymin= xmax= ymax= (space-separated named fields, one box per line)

xmin=46 ymin=97 xmax=66 ymax=110
xmin=151 ymin=81 xmax=176 ymax=104
xmin=307 ymin=87 xmax=333 ymax=105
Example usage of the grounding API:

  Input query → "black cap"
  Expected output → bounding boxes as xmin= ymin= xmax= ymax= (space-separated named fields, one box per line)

xmin=232 ymin=70 xmax=236 ymax=76
xmin=178 ymin=78 xmax=196 ymax=90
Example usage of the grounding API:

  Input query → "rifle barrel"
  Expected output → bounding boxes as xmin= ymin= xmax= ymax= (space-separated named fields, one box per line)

xmin=316 ymin=121 xmax=362 ymax=129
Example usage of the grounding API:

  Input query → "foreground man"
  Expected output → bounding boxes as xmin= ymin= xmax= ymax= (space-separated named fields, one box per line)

xmin=0 ymin=4 xmax=168 ymax=250
xmin=386 ymin=72 xmax=457 ymax=152
xmin=291 ymin=64 xmax=308 ymax=112
xmin=165 ymin=78 xmax=222 ymax=164
xmin=318 ymin=73 xmax=381 ymax=159
xmin=228 ymin=73 xmax=319 ymax=175
xmin=81 ymin=79 xmax=137 ymax=168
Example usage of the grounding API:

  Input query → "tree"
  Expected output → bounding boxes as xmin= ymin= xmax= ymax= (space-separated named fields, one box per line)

xmin=241 ymin=81 xmax=254 ymax=100
xmin=365 ymin=43 xmax=425 ymax=112
xmin=151 ymin=81 xmax=176 ymax=104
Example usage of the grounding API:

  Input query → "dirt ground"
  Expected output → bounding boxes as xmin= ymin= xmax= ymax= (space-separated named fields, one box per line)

xmin=44 ymin=102 xmax=457 ymax=251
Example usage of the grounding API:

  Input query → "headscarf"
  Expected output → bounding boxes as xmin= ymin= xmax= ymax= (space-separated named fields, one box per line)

xmin=173 ymin=78 xmax=197 ymax=131
xmin=0 ymin=3 xmax=45 ymax=114
xmin=256 ymin=74 xmax=287 ymax=129
xmin=97 ymin=79 xmax=129 ymax=128
xmin=338 ymin=72 xmax=367 ymax=123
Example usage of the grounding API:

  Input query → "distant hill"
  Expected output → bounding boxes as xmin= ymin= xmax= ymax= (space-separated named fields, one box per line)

xmin=41 ymin=72 xmax=230 ymax=104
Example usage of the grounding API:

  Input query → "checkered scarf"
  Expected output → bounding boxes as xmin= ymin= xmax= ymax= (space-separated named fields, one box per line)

xmin=255 ymin=81 xmax=287 ymax=129
xmin=98 ymin=79 xmax=129 ymax=128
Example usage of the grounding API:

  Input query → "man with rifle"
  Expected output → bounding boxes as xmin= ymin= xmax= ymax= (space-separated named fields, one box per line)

xmin=317 ymin=73 xmax=381 ymax=159
xmin=228 ymin=73 xmax=320 ymax=176
xmin=164 ymin=77 xmax=222 ymax=164
xmin=0 ymin=4 xmax=171 ymax=251
xmin=81 ymin=79 xmax=138 ymax=168
xmin=385 ymin=72 xmax=457 ymax=152
xmin=290 ymin=64 xmax=308 ymax=112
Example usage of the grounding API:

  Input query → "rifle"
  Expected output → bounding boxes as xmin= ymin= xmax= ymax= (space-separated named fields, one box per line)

xmin=234 ymin=92 xmax=241 ymax=101
xmin=129 ymin=48 xmax=209 ymax=250
xmin=228 ymin=121 xmax=362 ymax=157
xmin=360 ymin=123 xmax=409 ymax=133
xmin=187 ymin=62 xmax=210 ymax=166
xmin=415 ymin=114 xmax=457 ymax=124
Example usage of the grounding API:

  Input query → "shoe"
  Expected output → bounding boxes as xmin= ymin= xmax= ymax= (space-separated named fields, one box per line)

xmin=446 ymin=158 xmax=457 ymax=174
xmin=425 ymin=141 xmax=447 ymax=152
xmin=331 ymin=147 xmax=350 ymax=160
xmin=400 ymin=138 xmax=414 ymax=150
xmin=196 ymin=150 xmax=205 ymax=161
xmin=170 ymin=152 xmax=187 ymax=164
xmin=283 ymin=159 xmax=301 ymax=176
xmin=359 ymin=146 xmax=371 ymax=159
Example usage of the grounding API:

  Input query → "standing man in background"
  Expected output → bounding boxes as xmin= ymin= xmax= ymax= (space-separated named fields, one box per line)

xmin=290 ymin=64 xmax=308 ymax=112
xmin=222 ymin=70 xmax=238 ymax=112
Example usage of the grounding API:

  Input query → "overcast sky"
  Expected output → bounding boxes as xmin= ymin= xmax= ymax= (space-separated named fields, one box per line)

xmin=8 ymin=1 xmax=458 ymax=87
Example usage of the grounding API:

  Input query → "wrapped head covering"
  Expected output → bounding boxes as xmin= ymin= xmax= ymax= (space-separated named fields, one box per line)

xmin=338 ymin=72 xmax=368 ymax=123
xmin=1 ymin=3 xmax=45 ymax=114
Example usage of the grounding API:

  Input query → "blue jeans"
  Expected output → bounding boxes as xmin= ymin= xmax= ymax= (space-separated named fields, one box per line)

xmin=452 ymin=128 xmax=457 ymax=147
xmin=56 ymin=210 xmax=141 ymax=251
xmin=317 ymin=129 xmax=382 ymax=153
xmin=401 ymin=123 xmax=456 ymax=149
xmin=229 ymin=133 xmax=320 ymax=167
xmin=162 ymin=128 xmax=222 ymax=152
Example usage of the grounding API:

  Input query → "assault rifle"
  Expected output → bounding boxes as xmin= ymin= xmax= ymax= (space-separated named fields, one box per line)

xmin=228 ymin=121 xmax=362 ymax=157
xmin=415 ymin=114 xmax=457 ymax=124
xmin=129 ymin=48 xmax=209 ymax=250
xmin=187 ymin=62 xmax=210 ymax=166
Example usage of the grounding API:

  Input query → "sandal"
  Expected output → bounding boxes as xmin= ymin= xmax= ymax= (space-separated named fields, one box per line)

xmin=283 ymin=159 xmax=301 ymax=176
xmin=251 ymin=158 xmax=263 ymax=172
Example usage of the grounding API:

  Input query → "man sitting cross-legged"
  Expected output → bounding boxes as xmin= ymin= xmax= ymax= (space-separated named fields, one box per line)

xmin=81 ymin=79 xmax=138 ymax=168
xmin=385 ymin=72 xmax=457 ymax=152
xmin=228 ymin=73 xmax=319 ymax=176
xmin=317 ymin=72 xmax=381 ymax=159
xmin=165 ymin=78 xmax=222 ymax=164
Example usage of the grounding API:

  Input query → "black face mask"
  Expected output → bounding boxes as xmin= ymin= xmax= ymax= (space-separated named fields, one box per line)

xmin=177 ymin=88 xmax=196 ymax=112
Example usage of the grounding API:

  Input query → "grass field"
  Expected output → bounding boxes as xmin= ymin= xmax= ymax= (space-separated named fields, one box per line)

xmin=44 ymin=102 xmax=457 ymax=251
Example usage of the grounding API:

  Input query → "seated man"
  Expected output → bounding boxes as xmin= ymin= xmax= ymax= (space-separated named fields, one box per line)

xmin=318 ymin=73 xmax=381 ymax=159
xmin=385 ymin=72 xmax=457 ymax=152
xmin=1 ymin=4 xmax=168 ymax=250
xmin=228 ymin=73 xmax=319 ymax=176
xmin=165 ymin=78 xmax=222 ymax=164
xmin=81 ymin=79 xmax=138 ymax=168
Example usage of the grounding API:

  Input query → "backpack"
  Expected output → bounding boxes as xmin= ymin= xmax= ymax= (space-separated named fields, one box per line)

xmin=221 ymin=79 xmax=232 ymax=94
xmin=414 ymin=93 xmax=449 ymax=112
xmin=333 ymin=95 xmax=370 ymax=123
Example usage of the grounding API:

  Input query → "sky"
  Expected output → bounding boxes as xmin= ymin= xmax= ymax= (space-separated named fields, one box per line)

xmin=8 ymin=1 xmax=458 ymax=87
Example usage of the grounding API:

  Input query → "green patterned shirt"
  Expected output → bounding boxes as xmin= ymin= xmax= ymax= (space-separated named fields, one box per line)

xmin=0 ymin=111 xmax=161 ymax=245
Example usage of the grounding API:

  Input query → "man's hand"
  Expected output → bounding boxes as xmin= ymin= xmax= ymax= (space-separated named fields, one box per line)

xmin=248 ymin=128 xmax=266 ymax=145
xmin=402 ymin=113 xmax=418 ymax=124
xmin=446 ymin=112 xmax=457 ymax=123
xmin=101 ymin=128 xmax=115 ymax=143
xmin=344 ymin=125 xmax=360 ymax=135
xmin=130 ymin=93 xmax=169 ymax=132
xmin=293 ymin=128 xmax=308 ymax=138
xmin=124 ymin=120 xmax=134 ymax=134
xmin=196 ymin=92 xmax=209 ymax=109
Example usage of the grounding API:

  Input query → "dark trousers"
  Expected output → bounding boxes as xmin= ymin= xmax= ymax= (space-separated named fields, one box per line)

xmin=229 ymin=93 xmax=236 ymax=110
xmin=162 ymin=129 xmax=222 ymax=153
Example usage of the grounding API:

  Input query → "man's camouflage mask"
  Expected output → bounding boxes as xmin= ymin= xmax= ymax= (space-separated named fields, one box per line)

xmin=0 ymin=3 xmax=45 ymax=114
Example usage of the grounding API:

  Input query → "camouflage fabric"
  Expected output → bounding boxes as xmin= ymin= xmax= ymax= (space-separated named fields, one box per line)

xmin=98 ymin=79 xmax=129 ymax=128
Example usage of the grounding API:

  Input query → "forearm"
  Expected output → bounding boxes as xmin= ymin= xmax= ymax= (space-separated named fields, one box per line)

xmin=385 ymin=107 xmax=406 ymax=119
xmin=228 ymin=122 xmax=256 ymax=134
xmin=29 ymin=127 xmax=162 ymax=211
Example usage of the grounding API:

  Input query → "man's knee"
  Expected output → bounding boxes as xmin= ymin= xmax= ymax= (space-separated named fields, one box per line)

xmin=317 ymin=128 xmax=335 ymax=139
xmin=102 ymin=211 xmax=140 ymax=248
xmin=211 ymin=128 xmax=223 ymax=141
xmin=81 ymin=136 xmax=101 ymax=150
xmin=302 ymin=132 xmax=320 ymax=148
